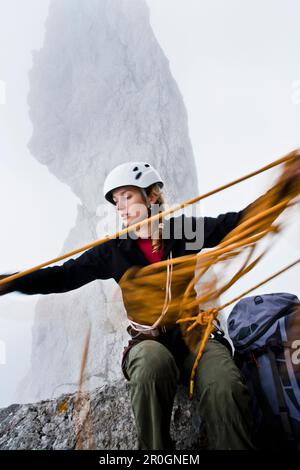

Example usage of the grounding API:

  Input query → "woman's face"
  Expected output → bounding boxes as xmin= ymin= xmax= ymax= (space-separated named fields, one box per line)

xmin=112 ymin=185 xmax=149 ymax=227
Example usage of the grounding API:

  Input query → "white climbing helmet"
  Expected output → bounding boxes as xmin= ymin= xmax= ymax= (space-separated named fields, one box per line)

xmin=103 ymin=161 xmax=164 ymax=205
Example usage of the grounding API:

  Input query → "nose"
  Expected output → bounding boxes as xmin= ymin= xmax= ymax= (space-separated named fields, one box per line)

xmin=116 ymin=197 xmax=128 ymax=212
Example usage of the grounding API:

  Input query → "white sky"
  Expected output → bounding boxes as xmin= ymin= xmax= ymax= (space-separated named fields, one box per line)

xmin=0 ymin=0 xmax=299 ymax=408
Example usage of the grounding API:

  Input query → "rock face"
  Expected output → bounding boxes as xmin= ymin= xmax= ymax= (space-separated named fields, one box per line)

xmin=1 ymin=382 xmax=206 ymax=450
xmin=16 ymin=0 xmax=199 ymax=404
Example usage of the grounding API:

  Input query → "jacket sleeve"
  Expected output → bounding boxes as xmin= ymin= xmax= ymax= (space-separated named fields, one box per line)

xmin=202 ymin=185 xmax=281 ymax=248
xmin=202 ymin=209 xmax=245 ymax=248
xmin=182 ymin=186 xmax=278 ymax=251
xmin=6 ymin=242 xmax=113 ymax=295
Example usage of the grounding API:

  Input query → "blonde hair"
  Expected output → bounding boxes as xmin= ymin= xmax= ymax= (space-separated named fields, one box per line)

xmin=144 ymin=183 xmax=165 ymax=254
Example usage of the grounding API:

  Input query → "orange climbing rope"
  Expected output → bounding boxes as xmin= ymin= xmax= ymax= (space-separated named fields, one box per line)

xmin=1 ymin=149 xmax=299 ymax=402
xmin=117 ymin=149 xmax=300 ymax=397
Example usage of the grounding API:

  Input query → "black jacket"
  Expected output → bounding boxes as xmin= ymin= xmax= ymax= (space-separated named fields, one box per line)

xmin=7 ymin=210 xmax=245 ymax=296
xmin=4 ymin=209 xmax=246 ymax=371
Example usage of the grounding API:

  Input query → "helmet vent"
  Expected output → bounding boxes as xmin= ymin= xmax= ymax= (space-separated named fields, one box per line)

xmin=144 ymin=163 xmax=150 ymax=167
xmin=133 ymin=166 xmax=139 ymax=171
xmin=135 ymin=172 xmax=142 ymax=180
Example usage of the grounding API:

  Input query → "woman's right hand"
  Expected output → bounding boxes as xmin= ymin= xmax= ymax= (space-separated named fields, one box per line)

xmin=0 ymin=274 xmax=13 ymax=296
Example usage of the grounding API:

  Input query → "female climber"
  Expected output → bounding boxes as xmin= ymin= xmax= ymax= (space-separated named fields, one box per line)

xmin=1 ymin=157 xmax=299 ymax=450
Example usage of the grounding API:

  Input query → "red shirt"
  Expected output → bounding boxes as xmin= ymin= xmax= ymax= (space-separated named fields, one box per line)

xmin=136 ymin=237 xmax=164 ymax=263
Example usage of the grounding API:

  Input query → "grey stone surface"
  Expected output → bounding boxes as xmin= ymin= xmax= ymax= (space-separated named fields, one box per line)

xmin=1 ymin=381 xmax=206 ymax=450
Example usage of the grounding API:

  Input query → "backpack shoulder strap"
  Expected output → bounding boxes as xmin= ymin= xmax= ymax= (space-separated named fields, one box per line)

xmin=267 ymin=343 xmax=296 ymax=444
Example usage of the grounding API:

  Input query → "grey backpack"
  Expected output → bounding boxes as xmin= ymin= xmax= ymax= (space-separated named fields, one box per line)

xmin=227 ymin=293 xmax=300 ymax=449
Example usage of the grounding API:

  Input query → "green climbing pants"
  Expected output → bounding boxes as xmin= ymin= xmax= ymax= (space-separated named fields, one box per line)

xmin=123 ymin=338 xmax=256 ymax=450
